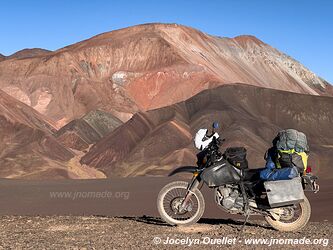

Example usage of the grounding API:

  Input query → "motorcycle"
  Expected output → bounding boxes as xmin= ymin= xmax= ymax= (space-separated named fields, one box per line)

xmin=157 ymin=122 xmax=320 ymax=231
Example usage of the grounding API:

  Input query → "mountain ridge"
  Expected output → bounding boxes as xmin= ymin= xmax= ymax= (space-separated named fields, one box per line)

xmin=0 ymin=23 xmax=331 ymax=129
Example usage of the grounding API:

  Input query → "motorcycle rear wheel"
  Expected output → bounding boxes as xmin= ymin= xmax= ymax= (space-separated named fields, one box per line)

xmin=265 ymin=196 xmax=311 ymax=232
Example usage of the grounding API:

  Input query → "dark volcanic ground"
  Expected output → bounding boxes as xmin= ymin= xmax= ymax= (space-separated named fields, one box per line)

xmin=0 ymin=216 xmax=331 ymax=249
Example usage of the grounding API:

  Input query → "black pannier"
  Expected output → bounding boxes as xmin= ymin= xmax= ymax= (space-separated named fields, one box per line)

xmin=278 ymin=151 xmax=305 ymax=174
xmin=278 ymin=151 xmax=293 ymax=168
xmin=224 ymin=147 xmax=248 ymax=170
xmin=201 ymin=159 xmax=241 ymax=187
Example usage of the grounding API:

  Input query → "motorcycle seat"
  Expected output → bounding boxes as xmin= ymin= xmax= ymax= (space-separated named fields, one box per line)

xmin=242 ymin=168 xmax=265 ymax=182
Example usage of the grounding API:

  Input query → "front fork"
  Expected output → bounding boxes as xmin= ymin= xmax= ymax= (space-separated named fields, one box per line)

xmin=180 ymin=172 xmax=201 ymax=211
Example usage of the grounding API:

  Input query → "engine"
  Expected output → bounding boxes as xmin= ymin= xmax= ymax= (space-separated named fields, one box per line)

xmin=215 ymin=185 xmax=244 ymax=213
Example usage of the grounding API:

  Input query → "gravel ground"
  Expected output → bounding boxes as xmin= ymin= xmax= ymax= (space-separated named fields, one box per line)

xmin=0 ymin=216 xmax=331 ymax=249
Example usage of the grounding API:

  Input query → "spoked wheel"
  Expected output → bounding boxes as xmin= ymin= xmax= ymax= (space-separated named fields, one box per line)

xmin=265 ymin=196 xmax=311 ymax=232
xmin=157 ymin=181 xmax=205 ymax=226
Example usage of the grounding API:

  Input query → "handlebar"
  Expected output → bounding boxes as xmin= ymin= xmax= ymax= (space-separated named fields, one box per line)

xmin=202 ymin=136 xmax=225 ymax=167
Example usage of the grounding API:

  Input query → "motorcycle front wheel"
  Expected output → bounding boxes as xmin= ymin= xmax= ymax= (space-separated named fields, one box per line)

xmin=157 ymin=181 xmax=205 ymax=226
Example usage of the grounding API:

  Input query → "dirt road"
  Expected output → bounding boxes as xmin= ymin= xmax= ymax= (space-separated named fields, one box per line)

xmin=0 ymin=177 xmax=331 ymax=222
xmin=0 ymin=177 xmax=331 ymax=249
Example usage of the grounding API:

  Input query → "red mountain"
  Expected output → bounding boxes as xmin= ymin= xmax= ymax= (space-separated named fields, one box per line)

xmin=0 ymin=23 xmax=331 ymax=129
xmin=0 ymin=23 xmax=332 ymax=179
xmin=0 ymin=89 xmax=71 ymax=178
xmin=7 ymin=48 xmax=51 ymax=60
xmin=0 ymin=53 xmax=5 ymax=62
xmin=0 ymin=89 xmax=105 ymax=179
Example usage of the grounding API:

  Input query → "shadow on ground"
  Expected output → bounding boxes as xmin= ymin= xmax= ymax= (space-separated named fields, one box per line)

xmin=120 ymin=215 xmax=273 ymax=230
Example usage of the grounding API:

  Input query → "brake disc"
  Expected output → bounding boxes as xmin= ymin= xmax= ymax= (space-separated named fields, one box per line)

xmin=170 ymin=198 xmax=187 ymax=215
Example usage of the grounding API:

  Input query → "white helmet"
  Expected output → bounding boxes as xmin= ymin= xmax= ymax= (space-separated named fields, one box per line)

xmin=194 ymin=129 xmax=219 ymax=150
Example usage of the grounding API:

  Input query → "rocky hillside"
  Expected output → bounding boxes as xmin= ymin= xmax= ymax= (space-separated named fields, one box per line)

xmin=0 ymin=23 xmax=331 ymax=128
xmin=55 ymin=110 xmax=123 ymax=151
xmin=81 ymin=84 xmax=333 ymax=178
xmin=0 ymin=89 xmax=107 ymax=179
xmin=0 ymin=89 xmax=74 ymax=179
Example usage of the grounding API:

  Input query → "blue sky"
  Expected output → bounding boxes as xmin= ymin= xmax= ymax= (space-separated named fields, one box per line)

xmin=1 ymin=0 xmax=332 ymax=83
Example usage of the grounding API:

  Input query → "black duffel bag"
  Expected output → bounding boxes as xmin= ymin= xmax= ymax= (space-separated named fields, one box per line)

xmin=278 ymin=151 xmax=305 ymax=174
xmin=224 ymin=147 xmax=248 ymax=169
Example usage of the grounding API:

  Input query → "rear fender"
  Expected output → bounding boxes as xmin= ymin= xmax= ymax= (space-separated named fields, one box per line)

xmin=302 ymin=174 xmax=319 ymax=193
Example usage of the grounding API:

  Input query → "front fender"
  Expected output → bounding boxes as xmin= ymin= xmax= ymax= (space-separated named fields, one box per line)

xmin=168 ymin=166 xmax=198 ymax=176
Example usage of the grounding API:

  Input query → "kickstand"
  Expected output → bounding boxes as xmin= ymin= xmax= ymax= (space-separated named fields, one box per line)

xmin=238 ymin=213 xmax=250 ymax=235
xmin=238 ymin=175 xmax=250 ymax=234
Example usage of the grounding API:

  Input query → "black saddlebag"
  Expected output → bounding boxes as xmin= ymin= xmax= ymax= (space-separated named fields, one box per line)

xmin=224 ymin=147 xmax=248 ymax=170
xmin=201 ymin=159 xmax=241 ymax=187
